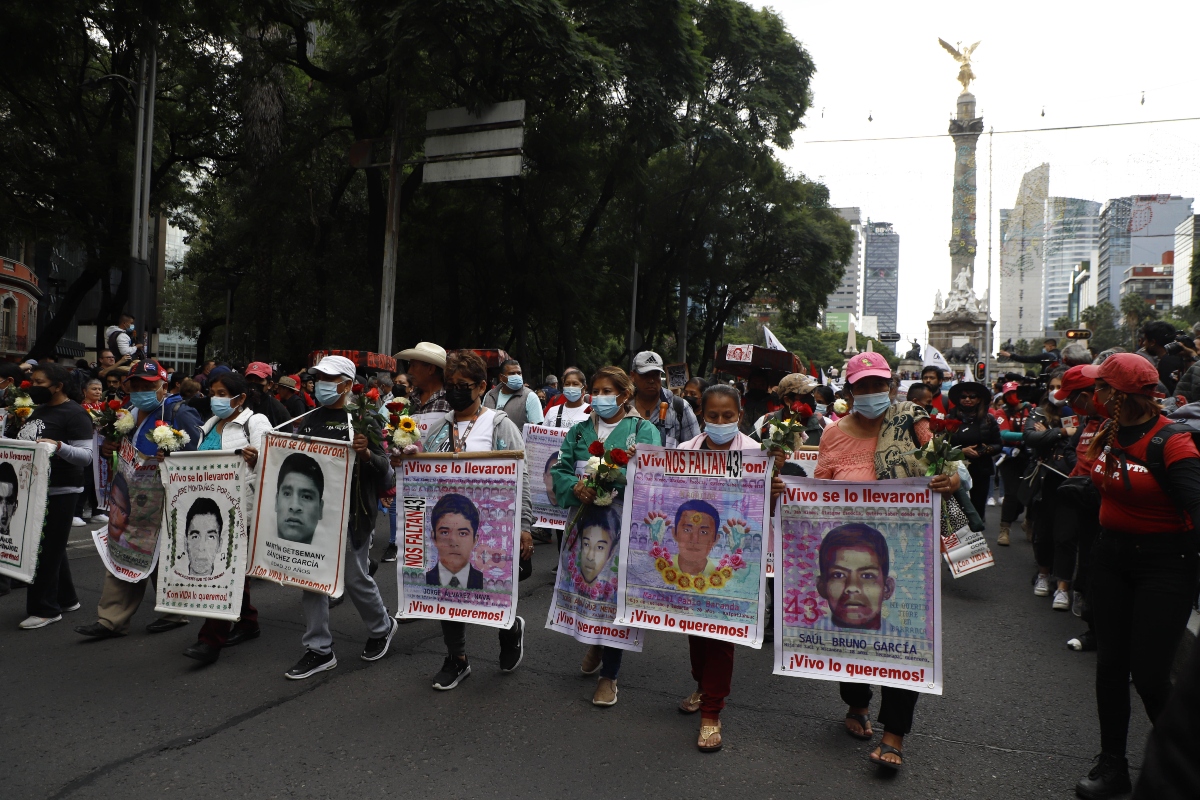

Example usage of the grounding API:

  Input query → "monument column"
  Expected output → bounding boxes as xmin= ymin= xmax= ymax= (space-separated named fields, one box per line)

xmin=948 ymin=92 xmax=983 ymax=289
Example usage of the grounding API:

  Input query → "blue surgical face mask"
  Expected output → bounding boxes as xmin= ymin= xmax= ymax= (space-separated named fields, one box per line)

xmin=815 ymin=403 xmax=828 ymax=415
xmin=941 ymin=381 xmax=954 ymax=394
xmin=505 ymin=374 xmax=524 ymax=392
xmin=562 ymin=386 xmax=583 ymax=403
xmin=591 ymin=395 xmax=620 ymax=420
xmin=210 ymin=396 xmax=238 ymax=420
xmin=315 ymin=380 xmax=344 ymax=407
xmin=852 ymin=391 xmax=891 ymax=420
xmin=130 ymin=390 xmax=161 ymax=411
xmin=705 ymin=421 xmax=739 ymax=445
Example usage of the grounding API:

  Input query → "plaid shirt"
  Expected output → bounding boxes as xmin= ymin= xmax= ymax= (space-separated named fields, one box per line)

xmin=410 ymin=386 xmax=451 ymax=415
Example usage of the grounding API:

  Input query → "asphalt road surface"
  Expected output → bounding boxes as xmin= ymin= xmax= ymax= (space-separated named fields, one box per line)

xmin=1 ymin=513 xmax=1156 ymax=799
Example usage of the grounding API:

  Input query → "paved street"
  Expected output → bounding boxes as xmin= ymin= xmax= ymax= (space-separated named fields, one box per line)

xmin=1 ymin=513 xmax=1154 ymax=800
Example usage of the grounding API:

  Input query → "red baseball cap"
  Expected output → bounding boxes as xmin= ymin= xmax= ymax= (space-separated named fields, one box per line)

xmin=1053 ymin=365 xmax=1096 ymax=401
xmin=1090 ymin=353 xmax=1161 ymax=396
xmin=245 ymin=361 xmax=273 ymax=380
xmin=845 ymin=352 xmax=892 ymax=385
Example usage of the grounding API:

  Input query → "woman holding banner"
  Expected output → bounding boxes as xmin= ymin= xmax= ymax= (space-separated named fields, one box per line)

xmin=675 ymin=383 xmax=784 ymax=751
xmin=552 ymin=365 xmax=660 ymax=706
xmin=419 ymin=350 xmax=535 ymax=691
xmin=814 ymin=352 xmax=960 ymax=771
xmin=181 ymin=371 xmax=271 ymax=665
xmin=16 ymin=364 xmax=94 ymax=630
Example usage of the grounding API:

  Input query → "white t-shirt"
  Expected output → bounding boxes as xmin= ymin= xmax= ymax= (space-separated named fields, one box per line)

xmin=544 ymin=402 xmax=590 ymax=428
xmin=455 ymin=407 xmax=496 ymax=453
xmin=596 ymin=419 xmax=619 ymax=443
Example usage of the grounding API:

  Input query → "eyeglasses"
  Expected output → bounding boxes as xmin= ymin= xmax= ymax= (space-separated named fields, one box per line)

xmin=447 ymin=382 xmax=477 ymax=392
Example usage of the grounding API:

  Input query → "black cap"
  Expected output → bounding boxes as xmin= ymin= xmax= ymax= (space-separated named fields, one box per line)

xmin=126 ymin=359 xmax=168 ymax=382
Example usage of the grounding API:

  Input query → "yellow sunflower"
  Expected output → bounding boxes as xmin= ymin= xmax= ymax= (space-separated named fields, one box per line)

xmin=398 ymin=416 xmax=417 ymax=433
xmin=708 ymin=572 xmax=725 ymax=588
xmin=693 ymin=576 xmax=707 ymax=593
xmin=663 ymin=568 xmax=678 ymax=584
xmin=677 ymin=574 xmax=692 ymax=589
xmin=655 ymin=557 xmax=668 ymax=571
xmin=720 ymin=567 xmax=733 ymax=579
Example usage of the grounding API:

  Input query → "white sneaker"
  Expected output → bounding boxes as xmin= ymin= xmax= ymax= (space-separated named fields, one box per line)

xmin=19 ymin=615 xmax=62 ymax=629
xmin=1033 ymin=574 xmax=1052 ymax=597
xmin=987 ymin=496 xmax=997 ymax=506
xmin=1072 ymin=591 xmax=1084 ymax=617
xmin=93 ymin=513 xmax=109 ymax=523
xmin=71 ymin=516 xmax=86 ymax=527
xmin=1052 ymin=589 xmax=1070 ymax=611
xmin=62 ymin=602 xmax=82 ymax=613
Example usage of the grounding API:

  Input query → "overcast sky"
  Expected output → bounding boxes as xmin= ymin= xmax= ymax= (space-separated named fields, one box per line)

xmin=765 ymin=0 xmax=1200 ymax=348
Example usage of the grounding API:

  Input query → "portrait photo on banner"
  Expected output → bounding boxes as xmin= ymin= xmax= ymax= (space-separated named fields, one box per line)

xmin=155 ymin=451 xmax=249 ymax=620
xmin=0 ymin=440 xmax=53 ymax=583
xmin=522 ymin=423 xmax=569 ymax=529
xmin=396 ymin=454 xmax=522 ymax=629
xmin=247 ymin=431 xmax=352 ymax=597
xmin=617 ymin=446 xmax=771 ymax=647
xmin=94 ymin=443 xmax=168 ymax=582
xmin=774 ymin=477 xmax=942 ymax=694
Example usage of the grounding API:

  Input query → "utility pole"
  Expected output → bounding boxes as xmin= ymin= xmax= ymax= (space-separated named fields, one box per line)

xmin=629 ymin=220 xmax=640 ymax=366
xmin=985 ymin=126 xmax=993 ymax=384
xmin=378 ymin=103 xmax=403 ymax=356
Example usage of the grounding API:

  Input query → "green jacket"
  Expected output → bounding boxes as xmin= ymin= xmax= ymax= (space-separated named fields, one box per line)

xmin=552 ymin=413 xmax=661 ymax=508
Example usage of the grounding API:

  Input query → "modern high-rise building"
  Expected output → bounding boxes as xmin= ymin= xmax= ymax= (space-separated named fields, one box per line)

xmin=1042 ymin=198 xmax=1100 ymax=328
xmin=1097 ymin=195 xmax=1194 ymax=310
xmin=826 ymin=207 xmax=863 ymax=322
xmin=1172 ymin=215 xmax=1200 ymax=308
xmin=862 ymin=220 xmax=899 ymax=336
xmin=998 ymin=164 xmax=1049 ymax=346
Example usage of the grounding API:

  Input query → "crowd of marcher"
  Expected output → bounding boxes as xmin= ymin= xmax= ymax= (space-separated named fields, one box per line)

xmin=2 ymin=315 xmax=1198 ymax=796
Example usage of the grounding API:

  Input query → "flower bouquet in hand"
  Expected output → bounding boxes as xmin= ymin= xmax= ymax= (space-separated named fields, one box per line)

xmin=927 ymin=415 xmax=962 ymax=436
xmin=761 ymin=403 xmax=809 ymax=454
xmin=90 ymin=399 xmax=135 ymax=442
xmin=581 ymin=440 xmax=630 ymax=507
xmin=6 ymin=380 xmax=35 ymax=423
xmin=347 ymin=389 xmax=383 ymax=449
xmin=385 ymin=400 xmax=420 ymax=449
xmin=912 ymin=433 xmax=984 ymax=534
xmin=151 ymin=419 xmax=190 ymax=452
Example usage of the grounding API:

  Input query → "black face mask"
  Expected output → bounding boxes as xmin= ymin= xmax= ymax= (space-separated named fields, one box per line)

xmin=683 ymin=395 xmax=700 ymax=412
xmin=393 ymin=385 xmax=408 ymax=398
xmin=445 ymin=386 xmax=476 ymax=412
xmin=27 ymin=385 xmax=53 ymax=405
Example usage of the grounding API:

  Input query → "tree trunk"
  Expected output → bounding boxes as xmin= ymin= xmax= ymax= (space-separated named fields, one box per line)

xmin=27 ymin=268 xmax=103 ymax=361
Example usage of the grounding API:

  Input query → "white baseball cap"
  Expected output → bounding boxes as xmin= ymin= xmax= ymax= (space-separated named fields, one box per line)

xmin=312 ymin=355 xmax=356 ymax=380
xmin=632 ymin=351 xmax=666 ymax=376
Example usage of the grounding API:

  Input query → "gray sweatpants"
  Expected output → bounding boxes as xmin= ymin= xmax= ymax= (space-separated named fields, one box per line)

xmin=301 ymin=525 xmax=390 ymax=655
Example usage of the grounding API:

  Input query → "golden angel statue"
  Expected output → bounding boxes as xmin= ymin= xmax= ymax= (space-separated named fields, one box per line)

xmin=938 ymin=38 xmax=980 ymax=93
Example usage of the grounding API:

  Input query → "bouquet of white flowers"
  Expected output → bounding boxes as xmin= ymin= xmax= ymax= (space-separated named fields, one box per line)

xmin=150 ymin=420 xmax=190 ymax=452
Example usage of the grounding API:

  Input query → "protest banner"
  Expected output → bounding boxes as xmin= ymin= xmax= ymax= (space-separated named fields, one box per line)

xmin=93 ymin=438 xmax=166 ymax=582
xmin=92 ymin=432 xmax=110 ymax=512
xmin=414 ymin=412 xmax=446 ymax=443
xmin=154 ymin=450 xmax=251 ymax=621
xmin=396 ymin=451 xmax=523 ymax=630
xmin=615 ymin=445 xmax=771 ymax=647
xmin=0 ymin=440 xmax=53 ymax=583
xmin=940 ymin=509 xmax=994 ymax=578
xmin=247 ymin=430 xmax=353 ymax=598
xmin=545 ymin=500 xmax=644 ymax=651
xmin=522 ymin=423 xmax=570 ymax=529
xmin=773 ymin=477 xmax=942 ymax=695
xmin=765 ymin=446 xmax=821 ymax=578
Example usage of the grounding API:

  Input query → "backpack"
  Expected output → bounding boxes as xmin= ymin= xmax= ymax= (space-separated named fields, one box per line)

xmin=1100 ymin=420 xmax=1199 ymax=527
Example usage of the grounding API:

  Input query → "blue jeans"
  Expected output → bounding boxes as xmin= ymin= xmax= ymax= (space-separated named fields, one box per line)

xmin=387 ymin=501 xmax=397 ymax=544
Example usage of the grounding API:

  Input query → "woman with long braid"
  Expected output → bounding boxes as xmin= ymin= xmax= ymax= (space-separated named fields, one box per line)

xmin=1073 ymin=354 xmax=1200 ymax=799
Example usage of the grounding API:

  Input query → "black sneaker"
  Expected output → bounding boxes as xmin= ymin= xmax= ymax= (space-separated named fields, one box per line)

xmin=1067 ymin=629 xmax=1097 ymax=652
xmin=285 ymin=649 xmax=337 ymax=680
xmin=382 ymin=543 xmax=399 ymax=563
xmin=499 ymin=615 xmax=525 ymax=672
xmin=432 ymin=656 xmax=471 ymax=690
xmin=362 ymin=618 xmax=397 ymax=662
xmin=1075 ymin=753 xmax=1131 ymax=799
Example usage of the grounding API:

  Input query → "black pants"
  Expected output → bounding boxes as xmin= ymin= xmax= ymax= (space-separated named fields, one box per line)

xmin=1032 ymin=472 xmax=1065 ymax=572
xmin=840 ymin=683 xmax=919 ymax=736
xmin=1091 ymin=529 xmax=1198 ymax=757
xmin=441 ymin=618 xmax=521 ymax=659
xmin=999 ymin=455 xmax=1028 ymax=525
xmin=27 ymin=493 xmax=80 ymax=618
xmin=74 ymin=463 xmax=99 ymax=517
xmin=1052 ymin=490 xmax=1100 ymax=587
xmin=967 ymin=463 xmax=992 ymax=522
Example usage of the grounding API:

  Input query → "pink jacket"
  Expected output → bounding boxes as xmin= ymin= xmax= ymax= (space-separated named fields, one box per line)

xmin=678 ymin=431 xmax=762 ymax=450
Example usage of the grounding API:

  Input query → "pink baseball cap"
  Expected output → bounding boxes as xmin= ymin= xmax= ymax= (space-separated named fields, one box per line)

xmin=845 ymin=352 xmax=892 ymax=385
xmin=245 ymin=361 xmax=273 ymax=380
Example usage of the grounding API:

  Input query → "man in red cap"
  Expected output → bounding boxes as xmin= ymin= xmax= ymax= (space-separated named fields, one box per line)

xmin=989 ymin=380 xmax=1032 ymax=546
xmin=245 ymin=361 xmax=291 ymax=428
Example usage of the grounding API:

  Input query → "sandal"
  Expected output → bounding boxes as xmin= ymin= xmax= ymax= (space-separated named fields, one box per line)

xmin=844 ymin=712 xmax=873 ymax=740
xmin=868 ymin=743 xmax=904 ymax=770
xmin=678 ymin=691 xmax=703 ymax=714
xmin=697 ymin=719 xmax=722 ymax=752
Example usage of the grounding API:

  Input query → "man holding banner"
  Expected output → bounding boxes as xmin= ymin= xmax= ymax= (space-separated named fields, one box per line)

xmin=398 ymin=350 xmax=533 ymax=692
xmin=75 ymin=360 xmax=202 ymax=640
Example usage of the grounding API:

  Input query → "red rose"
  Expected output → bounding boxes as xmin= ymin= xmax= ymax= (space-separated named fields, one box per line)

xmin=389 ymin=414 xmax=400 ymax=425
xmin=791 ymin=402 xmax=813 ymax=421
xmin=587 ymin=440 xmax=605 ymax=457
xmin=107 ymin=399 xmax=123 ymax=410
xmin=155 ymin=420 xmax=167 ymax=427
xmin=366 ymin=387 xmax=380 ymax=402
xmin=20 ymin=381 xmax=30 ymax=389
xmin=608 ymin=448 xmax=630 ymax=466
xmin=352 ymin=383 xmax=364 ymax=394
xmin=943 ymin=418 xmax=962 ymax=433
xmin=385 ymin=401 xmax=405 ymax=413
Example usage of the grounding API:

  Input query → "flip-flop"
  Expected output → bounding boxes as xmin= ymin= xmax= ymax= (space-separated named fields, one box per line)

xmin=697 ymin=720 xmax=722 ymax=752
xmin=845 ymin=712 xmax=873 ymax=740
xmin=679 ymin=691 xmax=703 ymax=714
xmin=868 ymin=743 xmax=904 ymax=770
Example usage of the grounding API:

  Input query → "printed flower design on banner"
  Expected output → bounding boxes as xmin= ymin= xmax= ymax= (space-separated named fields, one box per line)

xmin=656 ymin=542 xmax=743 ymax=594
xmin=649 ymin=542 xmax=673 ymax=565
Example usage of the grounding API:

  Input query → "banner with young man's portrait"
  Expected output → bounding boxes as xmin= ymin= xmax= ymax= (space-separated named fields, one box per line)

xmin=615 ymin=445 xmax=772 ymax=648
xmin=93 ymin=439 xmax=166 ymax=582
xmin=522 ymin=423 xmax=570 ymax=529
xmin=773 ymin=478 xmax=943 ymax=695
xmin=247 ymin=431 xmax=353 ymax=598
xmin=395 ymin=453 xmax=522 ymax=630
xmin=545 ymin=500 xmax=644 ymax=651
xmin=0 ymin=440 xmax=54 ymax=583
xmin=154 ymin=450 xmax=251 ymax=620
xmin=91 ymin=431 xmax=110 ymax=513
